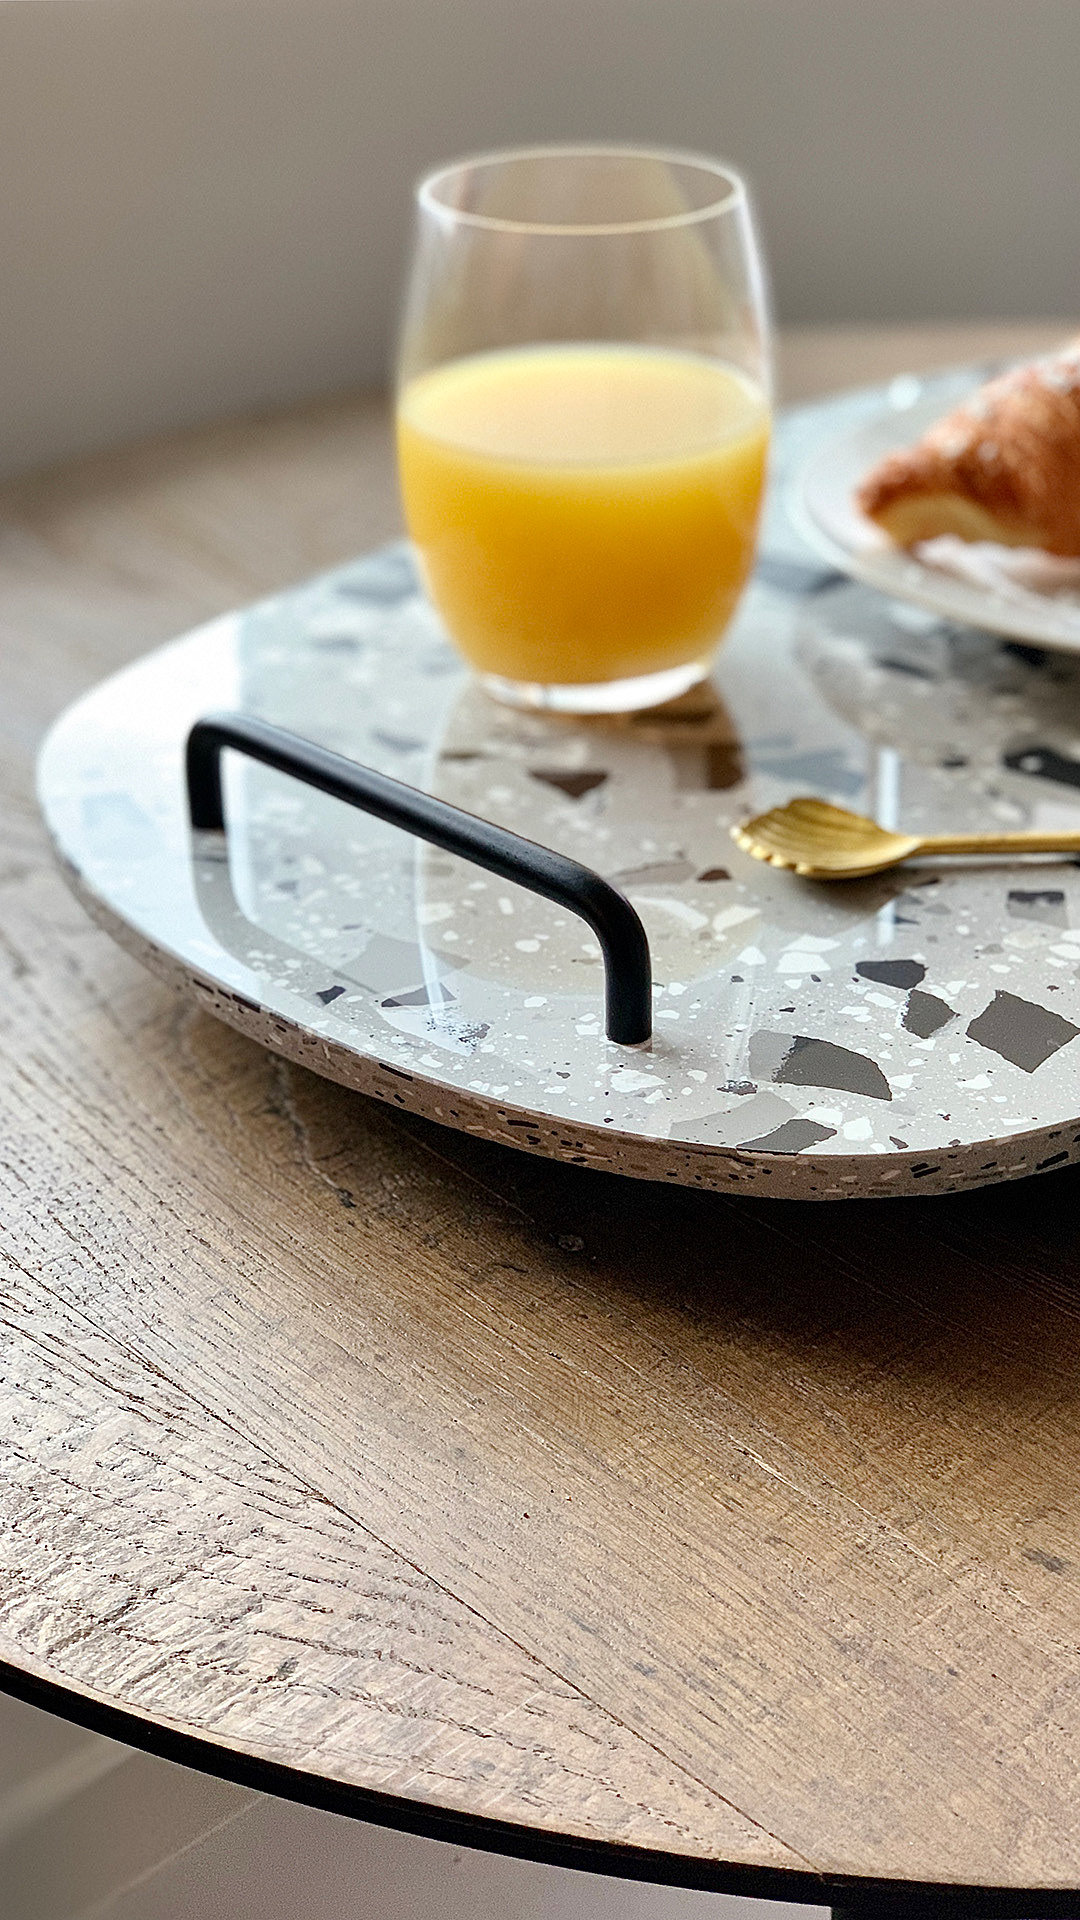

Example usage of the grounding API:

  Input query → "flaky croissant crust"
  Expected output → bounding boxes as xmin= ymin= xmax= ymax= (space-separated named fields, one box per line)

xmin=857 ymin=346 xmax=1080 ymax=556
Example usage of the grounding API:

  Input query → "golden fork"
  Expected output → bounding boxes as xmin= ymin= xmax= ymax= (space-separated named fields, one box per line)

xmin=731 ymin=796 xmax=1080 ymax=880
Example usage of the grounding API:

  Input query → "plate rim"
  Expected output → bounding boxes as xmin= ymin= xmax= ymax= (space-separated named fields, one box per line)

xmin=791 ymin=359 xmax=1080 ymax=654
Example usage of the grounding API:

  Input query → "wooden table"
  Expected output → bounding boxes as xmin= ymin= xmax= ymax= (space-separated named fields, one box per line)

xmin=3 ymin=324 xmax=1079 ymax=1920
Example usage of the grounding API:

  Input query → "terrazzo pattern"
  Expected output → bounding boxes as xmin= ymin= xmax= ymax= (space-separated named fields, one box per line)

xmin=37 ymin=390 xmax=1080 ymax=1199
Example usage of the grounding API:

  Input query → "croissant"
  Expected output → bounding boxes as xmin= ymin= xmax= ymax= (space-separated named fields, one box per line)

xmin=857 ymin=344 xmax=1080 ymax=556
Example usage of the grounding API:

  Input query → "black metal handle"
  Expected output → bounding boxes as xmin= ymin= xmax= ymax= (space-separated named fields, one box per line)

xmin=185 ymin=712 xmax=652 ymax=1045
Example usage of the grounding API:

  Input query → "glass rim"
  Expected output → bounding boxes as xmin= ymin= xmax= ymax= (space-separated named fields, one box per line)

xmin=416 ymin=143 xmax=747 ymax=236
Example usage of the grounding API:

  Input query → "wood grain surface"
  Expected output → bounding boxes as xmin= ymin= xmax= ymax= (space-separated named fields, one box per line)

xmin=3 ymin=326 xmax=1080 ymax=1914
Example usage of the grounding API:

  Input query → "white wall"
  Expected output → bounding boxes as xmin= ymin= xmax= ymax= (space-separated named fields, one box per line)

xmin=2 ymin=0 xmax=1078 ymax=478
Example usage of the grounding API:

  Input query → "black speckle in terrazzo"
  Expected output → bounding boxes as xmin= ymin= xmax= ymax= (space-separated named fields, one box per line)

xmin=456 ymin=1022 xmax=491 ymax=1047
xmin=220 ymin=989 xmax=260 ymax=1014
xmin=696 ymin=867 xmax=731 ymax=882
xmin=967 ymin=990 xmax=1080 ymax=1072
xmin=856 ymin=959 xmax=926 ymax=990
xmin=1003 ymin=641 xmax=1050 ymax=668
xmin=889 ymin=1136 xmax=910 ymax=1150
xmin=315 ymin=984 xmax=346 ymax=1004
xmin=877 ymin=655 xmax=938 ymax=681
xmin=529 ymin=769 xmax=609 ymax=800
xmin=749 ymin=1030 xmax=892 ymax=1101
xmin=381 ymin=982 xmax=457 ymax=1009
xmin=903 ymin=989 xmax=956 ymax=1038
xmin=1004 ymin=744 xmax=1080 ymax=790
xmin=1007 ymin=888 xmax=1068 ymax=928
xmin=738 ymin=1118 xmax=838 ymax=1153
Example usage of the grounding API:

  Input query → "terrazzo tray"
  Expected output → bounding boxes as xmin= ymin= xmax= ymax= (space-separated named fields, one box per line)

xmin=37 ymin=381 xmax=1080 ymax=1200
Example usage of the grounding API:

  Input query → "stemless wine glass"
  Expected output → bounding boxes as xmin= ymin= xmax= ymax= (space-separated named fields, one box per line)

xmin=395 ymin=144 xmax=772 ymax=713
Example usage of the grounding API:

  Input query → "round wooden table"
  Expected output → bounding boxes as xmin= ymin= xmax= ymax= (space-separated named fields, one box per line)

xmin=3 ymin=324 xmax=1079 ymax=1920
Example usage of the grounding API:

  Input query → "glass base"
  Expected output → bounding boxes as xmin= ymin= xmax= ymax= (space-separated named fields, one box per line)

xmin=478 ymin=657 xmax=710 ymax=715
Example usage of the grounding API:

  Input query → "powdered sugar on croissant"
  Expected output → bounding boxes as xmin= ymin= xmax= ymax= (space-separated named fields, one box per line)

xmin=857 ymin=344 xmax=1080 ymax=556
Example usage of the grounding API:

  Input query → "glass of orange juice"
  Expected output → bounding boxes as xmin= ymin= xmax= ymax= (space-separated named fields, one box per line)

xmin=396 ymin=145 xmax=771 ymax=713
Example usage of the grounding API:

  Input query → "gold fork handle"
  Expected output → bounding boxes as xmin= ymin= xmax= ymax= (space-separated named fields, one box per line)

xmin=919 ymin=830 xmax=1080 ymax=856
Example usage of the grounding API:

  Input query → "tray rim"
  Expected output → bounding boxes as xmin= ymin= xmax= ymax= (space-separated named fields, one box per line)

xmin=43 ymin=783 xmax=1080 ymax=1207
xmin=35 ymin=411 xmax=1080 ymax=1204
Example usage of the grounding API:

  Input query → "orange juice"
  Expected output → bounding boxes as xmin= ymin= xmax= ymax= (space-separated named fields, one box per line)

xmin=396 ymin=344 xmax=769 ymax=689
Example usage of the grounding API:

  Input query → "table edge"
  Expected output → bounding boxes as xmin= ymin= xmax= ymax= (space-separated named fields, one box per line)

xmin=2 ymin=1657 xmax=1077 ymax=1918
xmin=9 ymin=327 xmax=1080 ymax=1916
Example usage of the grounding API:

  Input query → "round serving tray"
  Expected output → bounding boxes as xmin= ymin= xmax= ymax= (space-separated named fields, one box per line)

xmin=37 ymin=384 xmax=1080 ymax=1200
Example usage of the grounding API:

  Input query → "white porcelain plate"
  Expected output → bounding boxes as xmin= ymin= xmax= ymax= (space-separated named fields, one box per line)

xmin=796 ymin=363 xmax=1080 ymax=654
